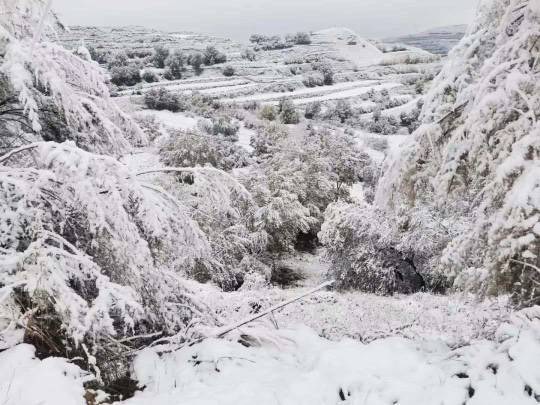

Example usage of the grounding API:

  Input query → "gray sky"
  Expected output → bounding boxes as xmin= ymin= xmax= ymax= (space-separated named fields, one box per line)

xmin=52 ymin=0 xmax=478 ymax=41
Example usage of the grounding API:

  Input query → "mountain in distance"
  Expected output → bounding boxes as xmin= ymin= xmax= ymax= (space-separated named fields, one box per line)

xmin=384 ymin=24 xmax=467 ymax=55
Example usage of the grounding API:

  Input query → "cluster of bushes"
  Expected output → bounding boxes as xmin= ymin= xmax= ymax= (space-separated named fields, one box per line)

xmin=366 ymin=108 xmax=400 ymax=134
xmin=143 ymin=87 xmax=186 ymax=112
xmin=142 ymin=69 xmax=159 ymax=83
xmin=203 ymin=46 xmax=227 ymax=65
xmin=302 ymin=73 xmax=325 ymax=87
xmin=150 ymin=46 xmax=215 ymax=78
xmin=160 ymin=130 xmax=249 ymax=171
xmin=381 ymin=45 xmax=408 ymax=53
xmin=257 ymin=99 xmax=300 ymax=124
xmin=249 ymin=32 xmax=312 ymax=50
xmin=304 ymin=101 xmax=322 ymax=119
xmin=380 ymin=52 xmax=440 ymax=66
xmin=110 ymin=65 xmax=141 ymax=86
xmin=289 ymin=32 xmax=312 ymax=45
xmin=399 ymin=100 xmax=424 ymax=134
xmin=197 ymin=116 xmax=240 ymax=139
xmin=311 ymin=61 xmax=334 ymax=85
xmin=246 ymin=127 xmax=374 ymax=255
xmin=241 ymin=48 xmax=257 ymax=61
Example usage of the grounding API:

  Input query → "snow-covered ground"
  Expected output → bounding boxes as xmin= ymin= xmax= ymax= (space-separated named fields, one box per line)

xmin=312 ymin=27 xmax=383 ymax=67
xmin=119 ymin=305 xmax=538 ymax=405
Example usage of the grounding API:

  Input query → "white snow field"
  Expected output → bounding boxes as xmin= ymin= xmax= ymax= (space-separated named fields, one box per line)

xmin=0 ymin=345 xmax=90 ymax=405
xmin=311 ymin=27 xmax=384 ymax=67
xmin=118 ymin=305 xmax=539 ymax=405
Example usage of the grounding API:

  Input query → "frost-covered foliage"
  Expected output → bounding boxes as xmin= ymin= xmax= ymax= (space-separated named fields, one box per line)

xmin=0 ymin=0 xmax=61 ymax=40
xmin=155 ymin=166 xmax=269 ymax=291
xmin=164 ymin=50 xmax=185 ymax=79
xmin=277 ymin=98 xmax=300 ymax=124
xmin=160 ymin=130 xmax=250 ymax=171
xmin=203 ymin=46 xmax=227 ymax=65
xmin=0 ymin=142 xmax=213 ymax=383
xmin=0 ymin=3 xmax=145 ymax=155
xmin=144 ymin=87 xmax=186 ymax=112
xmin=378 ymin=0 xmax=540 ymax=305
xmin=320 ymin=203 xmax=457 ymax=294
xmin=247 ymin=127 xmax=372 ymax=254
xmin=197 ymin=116 xmax=240 ymax=139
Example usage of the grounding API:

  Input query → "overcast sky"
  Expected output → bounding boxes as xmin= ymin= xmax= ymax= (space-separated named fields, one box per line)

xmin=53 ymin=0 xmax=479 ymax=41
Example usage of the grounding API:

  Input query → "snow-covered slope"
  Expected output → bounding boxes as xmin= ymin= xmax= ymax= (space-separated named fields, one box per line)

xmin=378 ymin=0 xmax=540 ymax=304
xmin=311 ymin=27 xmax=383 ymax=67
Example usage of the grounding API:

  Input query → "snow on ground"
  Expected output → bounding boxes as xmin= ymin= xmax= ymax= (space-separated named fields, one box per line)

xmin=236 ymin=126 xmax=255 ymax=153
xmin=203 ymin=284 xmax=511 ymax=345
xmin=291 ymin=83 xmax=402 ymax=105
xmin=117 ymin=77 xmax=248 ymax=96
xmin=0 ymin=344 xmax=90 ymax=405
xmin=137 ymin=110 xmax=198 ymax=131
xmin=221 ymin=81 xmax=402 ymax=105
xmin=120 ymin=306 xmax=540 ymax=405
xmin=312 ymin=27 xmax=383 ymax=67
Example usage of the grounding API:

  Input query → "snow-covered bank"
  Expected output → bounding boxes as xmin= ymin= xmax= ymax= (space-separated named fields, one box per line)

xmin=0 ymin=345 xmax=90 ymax=405
xmin=121 ymin=306 xmax=540 ymax=405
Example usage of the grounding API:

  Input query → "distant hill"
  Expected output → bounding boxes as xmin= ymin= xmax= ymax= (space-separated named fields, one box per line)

xmin=384 ymin=25 xmax=467 ymax=55
xmin=311 ymin=27 xmax=383 ymax=67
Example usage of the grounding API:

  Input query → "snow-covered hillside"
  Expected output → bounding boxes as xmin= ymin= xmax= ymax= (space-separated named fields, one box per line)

xmin=311 ymin=27 xmax=383 ymax=67
xmin=1 ymin=0 xmax=539 ymax=404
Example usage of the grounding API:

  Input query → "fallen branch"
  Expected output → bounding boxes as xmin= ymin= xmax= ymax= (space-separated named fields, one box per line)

xmin=0 ymin=143 xmax=39 ymax=165
xmin=208 ymin=280 xmax=334 ymax=341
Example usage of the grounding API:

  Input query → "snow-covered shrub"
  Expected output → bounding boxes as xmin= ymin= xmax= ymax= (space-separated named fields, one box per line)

xmin=293 ymin=32 xmax=312 ymax=45
xmin=241 ymin=48 xmax=257 ymax=61
xmin=321 ymin=204 xmax=402 ymax=293
xmin=334 ymin=100 xmax=353 ymax=123
xmin=222 ymin=65 xmax=235 ymax=77
xmin=304 ymin=101 xmax=322 ymax=119
xmin=302 ymin=73 xmax=325 ymax=88
xmin=107 ymin=51 xmax=129 ymax=69
xmin=248 ymin=127 xmax=372 ymax=253
xmin=152 ymin=45 xmax=169 ymax=68
xmin=250 ymin=121 xmax=288 ymax=155
xmin=0 ymin=142 xmax=213 ymax=384
xmin=320 ymin=202 xmax=451 ymax=294
xmin=144 ymin=87 xmax=186 ymax=112
xmin=378 ymin=0 xmax=540 ymax=305
xmin=365 ymin=108 xmax=400 ymax=134
xmin=134 ymin=114 xmax=162 ymax=141
xmin=312 ymin=60 xmax=334 ymax=85
xmin=399 ymin=100 xmax=423 ymax=134
xmin=160 ymin=165 xmax=268 ymax=291
xmin=250 ymin=34 xmax=292 ymax=51
xmin=164 ymin=50 xmax=185 ymax=79
xmin=258 ymin=105 xmax=278 ymax=121
xmin=197 ymin=116 xmax=240 ymax=139
xmin=203 ymin=46 xmax=227 ymax=65
xmin=187 ymin=52 xmax=204 ymax=75
xmin=142 ymin=69 xmax=159 ymax=83
xmin=160 ymin=130 xmax=249 ymax=171
xmin=110 ymin=65 xmax=141 ymax=86
xmin=277 ymin=98 xmax=300 ymax=124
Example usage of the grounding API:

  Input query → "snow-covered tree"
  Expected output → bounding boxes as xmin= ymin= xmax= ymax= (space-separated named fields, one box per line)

xmin=0 ymin=142 xmax=213 ymax=383
xmin=377 ymin=0 xmax=540 ymax=305
xmin=0 ymin=1 xmax=146 ymax=155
